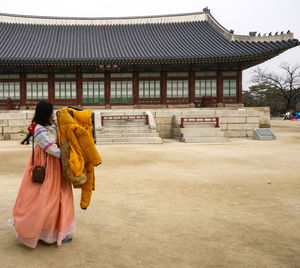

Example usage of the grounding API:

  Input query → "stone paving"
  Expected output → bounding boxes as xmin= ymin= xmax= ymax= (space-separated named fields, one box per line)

xmin=0 ymin=120 xmax=299 ymax=267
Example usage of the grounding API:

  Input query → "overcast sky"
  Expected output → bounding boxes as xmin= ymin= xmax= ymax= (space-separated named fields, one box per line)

xmin=1 ymin=0 xmax=299 ymax=90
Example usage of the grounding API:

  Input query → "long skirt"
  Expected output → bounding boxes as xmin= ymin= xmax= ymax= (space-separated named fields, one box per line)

xmin=9 ymin=145 xmax=75 ymax=248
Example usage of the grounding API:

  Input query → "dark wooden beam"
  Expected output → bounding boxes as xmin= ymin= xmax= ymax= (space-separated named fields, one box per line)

xmin=238 ymin=70 xmax=243 ymax=103
xmin=20 ymin=73 xmax=26 ymax=106
xmin=105 ymin=72 xmax=110 ymax=106
xmin=49 ymin=72 xmax=54 ymax=104
xmin=161 ymin=70 xmax=167 ymax=105
xmin=133 ymin=71 xmax=138 ymax=105
xmin=189 ymin=70 xmax=195 ymax=105
xmin=76 ymin=72 xmax=82 ymax=106
xmin=217 ymin=70 xmax=223 ymax=104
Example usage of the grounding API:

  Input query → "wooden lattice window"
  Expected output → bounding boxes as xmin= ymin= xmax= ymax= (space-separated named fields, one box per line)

xmin=223 ymin=79 xmax=237 ymax=97
xmin=0 ymin=74 xmax=20 ymax=100
xmin=26 ymin=74 xmax=48 ymax=100
xmin=195 ymin=80 xmax=217 ymax=97
xmin=110 ymin=73 xmax=133 ymax=103
xmin=82 ymin=73 xmax=105 ymax=103
xmin=138 ymin=72 xmax=161 ymax=98
xmin=166 ymin=72 xmax=189 ymax=98
xmin=54 ymin=74 xmax=76 ymax=99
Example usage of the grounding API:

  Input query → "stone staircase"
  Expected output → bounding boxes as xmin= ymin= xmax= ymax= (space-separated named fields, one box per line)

xmin=173 ymin=116 xmax=228 ymax=143
xmin=96 ymin=112 xmax=162 ymax=144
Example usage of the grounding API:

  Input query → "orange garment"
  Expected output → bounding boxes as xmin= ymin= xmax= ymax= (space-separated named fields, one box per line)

xmin=57 ymin=107 xmax=102 ymax=209
xmin=11 ymin=146 xmax=75 ymax=248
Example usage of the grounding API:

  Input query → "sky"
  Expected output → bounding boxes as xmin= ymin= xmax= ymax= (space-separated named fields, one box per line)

xmin=1 ymin=0 xmax=299 ymax=90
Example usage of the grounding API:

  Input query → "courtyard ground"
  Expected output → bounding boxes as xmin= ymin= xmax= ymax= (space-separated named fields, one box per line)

xmin=0 ymin=120 xmax=299 ymax=268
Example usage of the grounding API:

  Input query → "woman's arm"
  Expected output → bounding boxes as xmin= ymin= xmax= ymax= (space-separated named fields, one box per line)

xmin=34 ymin=125 xmax=61 ymax=158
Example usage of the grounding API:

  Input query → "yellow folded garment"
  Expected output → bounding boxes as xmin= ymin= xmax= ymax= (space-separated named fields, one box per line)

xmin=57 ymin=107 xmax=102 ymax=209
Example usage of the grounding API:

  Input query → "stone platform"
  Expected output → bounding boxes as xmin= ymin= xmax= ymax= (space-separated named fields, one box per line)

xmin=0 ymin=107 xmax=267 ymax=143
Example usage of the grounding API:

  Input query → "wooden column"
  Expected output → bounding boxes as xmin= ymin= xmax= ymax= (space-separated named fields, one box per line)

xmin=133 ymin=71 xmax=139 ymax=105
xmin=238 ymin=70 xmax=243 ymax=103
xmin=48 ymin=72 xmax=55 ymax=104
xmin=105 ymin=72 xmax=110 ymax=107
xmin=20 ymin=73 xmax=26 ymax=106
xmin=189 ymin=70 xmax=195 ymax=105
xmin=76 ymin=72 xmax=82 ymax=106
xmin=161 ymin=70 xmax=167 ymax=105
xmin=217 ymin=70 xmax=223 ymax=104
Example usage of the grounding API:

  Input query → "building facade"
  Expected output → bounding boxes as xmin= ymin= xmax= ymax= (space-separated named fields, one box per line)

xmin=0 ymin=8 xmax=298 ymax=109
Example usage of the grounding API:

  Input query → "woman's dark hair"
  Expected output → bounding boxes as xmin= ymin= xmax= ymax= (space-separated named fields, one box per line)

xmin=33 ymin=101 xmax=53 ymax=126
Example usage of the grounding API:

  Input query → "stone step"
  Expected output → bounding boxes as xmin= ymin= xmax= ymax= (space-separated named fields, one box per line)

xmin=102 ymin=125 xmax=150 ymax=129
xmin=183 ymin=131 xmax=225 ymax=137
xmin=96 ymin=132 xmax=159 ymax=138
xmin=178 ymin=123 xmax=217 ymax=128
xmin=103 ymin=121 xmax=147 ymax=126
xmin=96 ymin=136 xmax=163 ymax=144
xmin=97 ymin=141 xmax=162 ymax=145
xmin=179 ymin=127 xmax=222 ymax=132
xmin=97 ymin=129 xmax=153 ymax=134
xmin=182 ymin=137 xmax=228 ymax=143
xmin=174 ymin=120 xmax=217 ymax=126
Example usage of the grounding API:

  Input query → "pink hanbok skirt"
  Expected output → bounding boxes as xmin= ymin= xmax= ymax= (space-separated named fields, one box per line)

xmin=9 ymin=145 xmax=75 ymax=248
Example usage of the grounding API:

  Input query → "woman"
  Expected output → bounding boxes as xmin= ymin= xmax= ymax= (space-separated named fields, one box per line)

xmin=9 ymin=101 xmax=75 ymax=248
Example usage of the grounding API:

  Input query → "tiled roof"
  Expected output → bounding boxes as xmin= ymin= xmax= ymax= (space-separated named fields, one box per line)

xmin=0 ymin=11 xmax=298 ymax=65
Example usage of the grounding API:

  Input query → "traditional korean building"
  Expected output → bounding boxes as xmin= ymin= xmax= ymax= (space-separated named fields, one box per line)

xmin=0 ymin=8 xmax=299 ymax=109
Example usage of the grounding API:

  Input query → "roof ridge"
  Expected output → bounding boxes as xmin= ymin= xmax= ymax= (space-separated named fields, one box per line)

xmin=0 ymin=11 xmax=208 ymax=26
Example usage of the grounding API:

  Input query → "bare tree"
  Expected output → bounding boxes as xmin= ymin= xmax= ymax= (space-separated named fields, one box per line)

xmin=251 ymin=63 xmax=300 ymax=111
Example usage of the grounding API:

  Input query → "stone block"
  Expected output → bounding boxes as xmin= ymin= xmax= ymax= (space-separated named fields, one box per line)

xmin=155 ymin=110 xmax=177 ymax=118
xmin=9 ymin=119 xmax=32 ymax=127
xmin=167 ymin=104 xmax=190 ymax=108
xmin=25 ymin=111 xmax=35 ymax=119
xmin=94 ymin=111 xmax=102 ymax=129
xmin=219 ymin=123 xmax=228 ymax=130
xmin=157 ymin=131 xmax=173 ymax=138
xmin=224 ymin=130 xmax=247 ymax=137
xmin=0 ymin=120 xmax=8 ymax=127
xmin=0 ymin=113 xmax=27 ymax=120
xmin=157 ymin=124 xmax=173 ymax=131
xmin=10 ymin=133 xmax=26 ymax=140
xmin=240 ymin=110 xmax=260 ymax=117
xmin=216 ymin=110 xmax=259 ymax=117
xmin=246 ymin=131 xmax=254 ymax=137
xmin=3 ymin=133 xmax=10 ymax=140
xmin=247 ymin=117 xmax=259 ymax=123
xmin=216 ymin=110 xmax=239 ymax=117
xmin=188 ymin=110 xmax=216 ymax=117
xmin=227 ymin=123 xmax=258 ymax=130
xmin=158 ymin=109 xmax=186 ymax=118
xmin=111 ymin=106 xmax=133 ymax=109
xmin=172 ymin=128 xmax=181 ymax=136
xmin=219 ymin=117 xmax=246 ymax=124
xmin=3 ymin=126 xmax=25 ymax=133
xmin=0 ymin=134 xmax=3 ymax=140
xmin=155 ymin=117 xmax=173 ymax=124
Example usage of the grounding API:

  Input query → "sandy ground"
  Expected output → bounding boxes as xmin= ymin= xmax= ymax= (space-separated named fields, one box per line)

xmin=0 ymin=120 xmax=299 ymax=268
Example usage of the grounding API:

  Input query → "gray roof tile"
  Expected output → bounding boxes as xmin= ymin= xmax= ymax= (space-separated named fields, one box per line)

xmin=0 ymin=20 xmax=298 ymax=64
